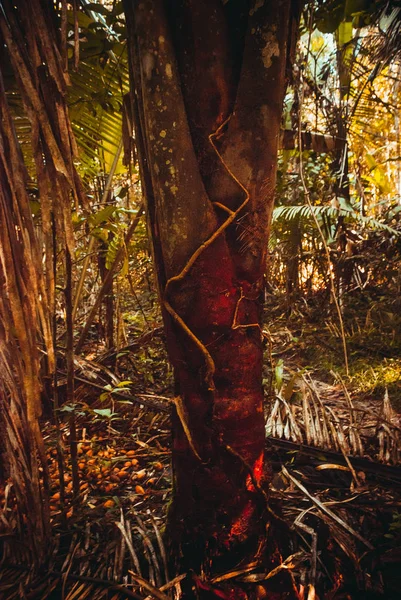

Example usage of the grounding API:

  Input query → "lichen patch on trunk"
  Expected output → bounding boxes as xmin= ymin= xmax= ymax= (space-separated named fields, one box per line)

xmin=261 ymin=28 xmax=280 ymax=69
xmin=249 ymin=0 xmax=265 ymax=17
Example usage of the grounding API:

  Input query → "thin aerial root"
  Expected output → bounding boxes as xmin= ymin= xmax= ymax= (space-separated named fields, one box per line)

xmin=231 ymin=287 xmax=263 ymax=335
xmin=212 ymin=201 xmax=235 ymax=215
xmin=172 ymin=396 xmax=203 ymax=461
xmin=164 ymin=300 xmax=215 ymax=391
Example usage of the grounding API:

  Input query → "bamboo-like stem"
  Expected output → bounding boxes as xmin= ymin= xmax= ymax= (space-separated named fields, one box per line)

xmin=52 ymin=214 xmax=66 ymax=515
xmin=65 ymin=247 xmax=80 ymax=499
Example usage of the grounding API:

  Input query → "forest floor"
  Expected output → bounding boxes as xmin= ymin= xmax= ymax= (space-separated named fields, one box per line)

xmin=1 ymin=294 xmax=401 ymax=599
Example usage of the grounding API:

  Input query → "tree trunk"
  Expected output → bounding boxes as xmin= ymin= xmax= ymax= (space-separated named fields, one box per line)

xmin=124 ymin=1 xmax=300 ymax=595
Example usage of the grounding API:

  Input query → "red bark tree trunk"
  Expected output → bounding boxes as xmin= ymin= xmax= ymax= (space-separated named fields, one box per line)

xmin=124 ymin=1 xmax=301 ymax=596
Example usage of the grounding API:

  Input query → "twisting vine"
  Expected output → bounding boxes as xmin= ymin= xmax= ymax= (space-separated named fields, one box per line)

xmin=163 ymin=115 xmax=251 ymax=393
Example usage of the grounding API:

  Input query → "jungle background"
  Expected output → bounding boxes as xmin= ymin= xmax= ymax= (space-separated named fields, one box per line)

xmin=1 ymin=0 xmax=401 ymax=598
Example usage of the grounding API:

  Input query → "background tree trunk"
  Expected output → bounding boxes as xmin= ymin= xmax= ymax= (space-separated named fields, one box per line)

xmin=124 ymin=2 xmax=301 ymax=593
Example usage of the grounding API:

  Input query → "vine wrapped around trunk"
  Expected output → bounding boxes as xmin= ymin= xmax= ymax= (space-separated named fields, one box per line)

xmin=124 ymin=0 xmax=301 ymax=596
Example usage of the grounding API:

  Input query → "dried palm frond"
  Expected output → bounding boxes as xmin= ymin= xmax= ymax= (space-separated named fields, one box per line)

xmin=0 ymin=69 xmax=51 ymax=565
xmin=376 ymin=389 xmax=401 ymax=464
xmin=266 ymin=377 xmax=357 ymax=455
xmin=282 ymin=466 xmax=373 ymax=550
xmin=266 ymin=368 xmax=401 ymax=470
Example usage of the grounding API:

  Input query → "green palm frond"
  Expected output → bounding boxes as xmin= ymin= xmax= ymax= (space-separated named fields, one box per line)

xmin=68 ymin=42 xmax=129 ymax=178
xmin=272 ymin=204 xmax=401 ymax=237
xmin=7 ymin=8 xmax=129 ymax=181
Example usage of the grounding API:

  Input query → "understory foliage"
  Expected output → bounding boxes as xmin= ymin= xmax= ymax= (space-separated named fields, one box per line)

xmin=0 ymin=0 xmax=401 ymax=598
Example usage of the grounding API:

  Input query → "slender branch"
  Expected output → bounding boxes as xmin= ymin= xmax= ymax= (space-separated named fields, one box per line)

xmin=72 ymin=138 xmax=123 ymax=320
xmin=75 ymin=204 xmax=144 ymax=353
xmin=65 ymin=247 xmax=80 ymax=500
xmin=52 ymin=214 xmax=66 ymax=517
xmin=280 ymin=130 xmax=343 ymax=152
